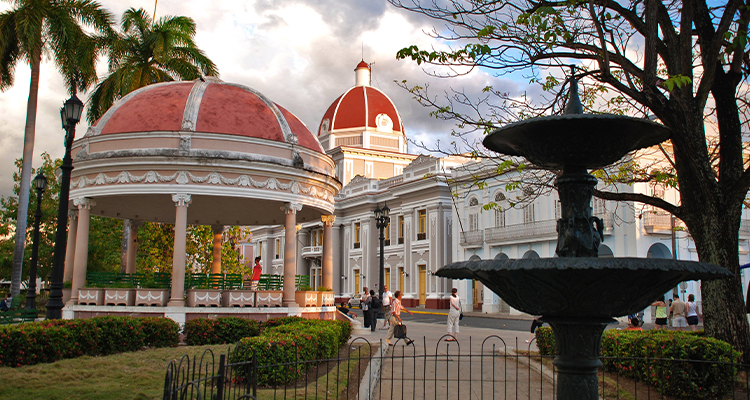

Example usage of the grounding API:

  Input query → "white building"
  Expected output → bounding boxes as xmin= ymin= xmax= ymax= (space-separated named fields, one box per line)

xmin=250 ymin=61 xmax=750 ymax=314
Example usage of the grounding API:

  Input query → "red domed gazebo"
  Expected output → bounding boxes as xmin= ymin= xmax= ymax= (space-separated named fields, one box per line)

xmin=63 ymin=76 xmax=341 ymax=322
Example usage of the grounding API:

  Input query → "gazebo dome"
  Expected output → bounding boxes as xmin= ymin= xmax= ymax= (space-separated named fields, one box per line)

xmin=69 ymin=77 xmax=341 ymax=226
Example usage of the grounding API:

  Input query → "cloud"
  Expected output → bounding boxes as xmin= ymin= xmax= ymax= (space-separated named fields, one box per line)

xmin=0 ymin=0 xmax=522 ymax=199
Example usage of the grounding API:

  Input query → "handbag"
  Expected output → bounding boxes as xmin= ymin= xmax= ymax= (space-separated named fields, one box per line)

xmin=394 ymin=323 xmax=407 ymax=339
xmin=459 ymin=299 xmax=464 ymax=320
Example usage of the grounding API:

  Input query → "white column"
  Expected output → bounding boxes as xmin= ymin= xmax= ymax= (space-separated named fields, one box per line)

xmin=211 ymin=225 xmax=224 ymax=274
xmin=125 ymin=221 xmax=139 ymax=274
xmin=63 ymin=210 xmax=78 ymax=283
xmin=282 ymin=203 xmax=302 ymax=306
xmin=168 ymin=194 xmax=191 ymax=307
xmin=321 ymin=215 xmax=335 ymax=291
xmin=68 ymin=198 xmax=96 ymax=304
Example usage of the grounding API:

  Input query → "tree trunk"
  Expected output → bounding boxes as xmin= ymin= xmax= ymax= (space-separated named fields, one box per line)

xmin=9 ymin=50 xmax=42 ymax=297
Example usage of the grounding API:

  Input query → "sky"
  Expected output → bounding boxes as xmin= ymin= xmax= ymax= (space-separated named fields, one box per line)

xmin=0 ymin=0 xmax=522 ymax=199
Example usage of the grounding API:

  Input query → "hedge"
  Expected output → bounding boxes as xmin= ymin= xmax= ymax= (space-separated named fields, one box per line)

xmin=534 ymin=327 xmax=740 ymax=399
xmin=230 ymin=318 xmax=353 ymax=385
xmin=0 ymin=316 xmax=180 ymax=367
xmin=600 ymin=330 xmax=740 ymax=399
xmin=184 ymin=317 xmax=261 ymax=346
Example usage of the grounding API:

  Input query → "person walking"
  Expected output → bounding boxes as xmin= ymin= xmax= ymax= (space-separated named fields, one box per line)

xmin=671 ymin=293 xmax=687 ymax=331
xmin=686 ymin=293 xmax=700 ymax=331
xmin=446 ymin=288 xmax=461 ymax=341
xmin=526 ymin=317 xmax=544 ymax=343
xmin=386 ymin=290 xmax=413 ymax=345
xmin=249 ymin=256 xmax=262 ymax=290
xmin=652 ymin=297 xmax=668 ymax=330
xmin=381 ymin=285 xmax=393 ymax=330
xmin=368 ymin=290 xmax=381 ymax=332
xmin=361 ymin=287 xmax=371 ymax=329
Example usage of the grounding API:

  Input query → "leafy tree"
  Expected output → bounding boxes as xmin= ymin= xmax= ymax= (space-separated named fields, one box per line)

xmin=0 ymin=153 xmax=61 ymax=284
xmin=86 ymin=7 xmax=218 ymax=124
xmin=0 ymin=0 xmax=113 ymax=296
xmin=136 ymin=222 xmax=174 ymax=274
xmin=390 ymin=0 xmax=750 ymax=361
xmin=86 ymin=216 xmax=123 ymax=273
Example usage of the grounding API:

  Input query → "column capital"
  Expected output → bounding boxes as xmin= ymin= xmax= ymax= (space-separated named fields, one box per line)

xmin=73 ymin=197 xmax=96 ymax=210
xmin=212 ymin=224 xmax=225 ymax=233
xmin=68 ymin=209 xmax=79 ymax=220
xmin=172 ymin=193 xmax=192 ymax=207
xmin=281 ymin=202 xmax=302 ymax=215
xmin=321 ymin=215 xmax=336 ymax=227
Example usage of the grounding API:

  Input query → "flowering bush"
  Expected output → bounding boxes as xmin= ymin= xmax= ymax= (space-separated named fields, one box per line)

xmin=0 ymin=316 xmax=181 ymax=367
xmin=535 ymin=327 xmax=556 ymax=355
xmin=184 ymin=317 xmax=261 ymax=346
xmin=141 ymin=317 xmax=180 ymax=348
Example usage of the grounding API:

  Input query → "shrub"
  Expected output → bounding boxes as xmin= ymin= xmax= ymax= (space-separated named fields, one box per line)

xmin=230 ymin=318 xmax=352 ymax=385
xmin=600 ymin=330 xmax=740 ymax=399
xmin=185 ymin=317 xmax=261 ymax=346
xmin=535 ymin=326 xmax=556 ymax=356
xmin=141 ymin=317 xmax=180 ymax=348
xmin=90 ymin=316 xmax=145 ymax=355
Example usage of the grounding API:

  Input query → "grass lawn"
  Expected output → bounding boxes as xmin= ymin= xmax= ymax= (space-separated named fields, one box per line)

xmin=0 ymin=343 xmax=374 ymax=400
xmin=0 ymin=344 xmax=227 ymax=400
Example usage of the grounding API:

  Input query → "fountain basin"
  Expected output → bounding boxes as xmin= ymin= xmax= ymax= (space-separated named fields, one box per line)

xmin=436 ymin=258 xmax=730 ymax=318
xmin=482 ymin=114 xmax=671 ymax=170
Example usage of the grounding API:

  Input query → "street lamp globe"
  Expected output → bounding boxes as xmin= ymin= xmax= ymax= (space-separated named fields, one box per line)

xmin=62 ymin=94 xmax=84 ymax=124
xmin=34 ymin=173 xmax=47 ymax=192
xmin=382 ymin=203 xmax=390 ymax=218
xmin=374 ymin=206 xmax=382 ymax=219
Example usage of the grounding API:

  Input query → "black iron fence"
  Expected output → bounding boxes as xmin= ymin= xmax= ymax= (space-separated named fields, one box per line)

xmin=163 ymin=335 xmax=750 ymax=400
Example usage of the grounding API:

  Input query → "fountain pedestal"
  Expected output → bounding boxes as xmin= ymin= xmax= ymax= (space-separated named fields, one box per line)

xmin=545 ymin=317 xmax=611 ymax=399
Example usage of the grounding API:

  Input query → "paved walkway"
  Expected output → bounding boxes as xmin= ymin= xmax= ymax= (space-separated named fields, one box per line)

xmin=350 ymin=318 xmax=556 ymax=400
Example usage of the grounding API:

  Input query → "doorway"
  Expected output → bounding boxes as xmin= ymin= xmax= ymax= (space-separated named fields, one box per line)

xmin=354 ymin=270 xmax=360 ymax=295
xmin=419 ymin=265 xmax=427 ymax=305
xmin=398 ymin=267 xmax=404 ymax=292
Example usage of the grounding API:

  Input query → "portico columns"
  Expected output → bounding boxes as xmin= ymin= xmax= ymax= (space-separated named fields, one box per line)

xmin=68 ymin=198 xmax=96 ymax=304
xmin=282 ymin=203 xmax=302 ymax=306
xmin=211 ymin=225 xmax=224 ymax=274
xmin=321 ymin=215 xmax=335 ymax=290
xmin=63 ymin=210 xmax=78 ymax=283
xmin=125 ymin=220 xmax=139 ymax=274
xmin=168 ymin=194 xmax=191 ymax=307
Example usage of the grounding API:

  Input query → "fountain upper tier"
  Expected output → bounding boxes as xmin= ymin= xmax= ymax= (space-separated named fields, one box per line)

xmin=482 ymin=114 xmax=671 ymax=170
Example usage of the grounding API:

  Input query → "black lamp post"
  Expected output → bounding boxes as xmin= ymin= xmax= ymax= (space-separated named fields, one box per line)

xmin=46 ymin=94 xmax=83 ymax=320
xmin=374 ymin=203 xmax=389 ymax=319
xmin=25 ymin=173 xmax=47 ymax=310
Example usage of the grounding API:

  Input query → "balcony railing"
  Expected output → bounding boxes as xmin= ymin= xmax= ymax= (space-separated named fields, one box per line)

xmin=642 ymin=211 xmax=678 ymax=234
xmin=485 ymin=219 xmax=557 ymax=242
xmin=301 ymin=246 xmax=322 ymax=258
xmin=460 ymin=230 xmax=484 ymax=247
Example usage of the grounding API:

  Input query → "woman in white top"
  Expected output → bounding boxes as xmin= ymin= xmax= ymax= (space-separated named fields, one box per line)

xmin=446 ymin=288 xmax=461 ymax=341
xmin=686 ymin=293 xmax=700 ymax=331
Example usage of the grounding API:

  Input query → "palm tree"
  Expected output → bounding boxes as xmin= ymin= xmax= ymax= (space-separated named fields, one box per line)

xmin=87 ymin=8 xmax=218 ymax=124
xmin=0 ymin=0 xmax=113 ymax=296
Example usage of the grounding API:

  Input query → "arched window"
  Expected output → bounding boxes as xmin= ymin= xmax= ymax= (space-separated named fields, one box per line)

xmin=522 ymin=250 xmax=540 ymax=259
xmin=647 ymin=243 xmax=672 ymax=259
xmin=494 ymin=192 xmax=506 ymax=227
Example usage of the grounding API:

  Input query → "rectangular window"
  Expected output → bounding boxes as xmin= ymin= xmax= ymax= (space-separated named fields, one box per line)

xmin=275 ymin=238 xmax=281 ymax=259
xmin=495 ymin=210 xmax=505 ymax=227
xmin=555 ymin=200 xmax=562 ymax=219
xmin=354 ymin=222 xmax=361 ymax=249
xmin=523 ymin=203 xmax=535 ymax=224
xmin=398 ymin=216 xmax=404 ymax=244
xmin=385 ymin=219 xmax=391 ymax=246
xmin=469 ymin=212 xmax=479 ymax=231
xmin=417 ymin=209 xmax=427 ymax=240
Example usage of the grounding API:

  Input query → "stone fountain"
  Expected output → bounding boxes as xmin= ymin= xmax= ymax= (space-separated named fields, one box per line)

xmin=436 ymin=74 xmax=731 ymax=399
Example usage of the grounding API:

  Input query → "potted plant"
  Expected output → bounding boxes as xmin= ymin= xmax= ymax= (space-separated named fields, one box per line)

xmin=187 ymin=283 xmax=222 ymax=307
xmin=317 ymin=286 xmax=335 ymax=307
xmin=104 ymin=281 xmax=136 ymax=306
xmin=78 ymin=282 xmax=105 ymax=306
xmin=295 ymin=285 xmax=318 ymax=307
xmin=135 ymin=279 xmax=170 ymax=306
